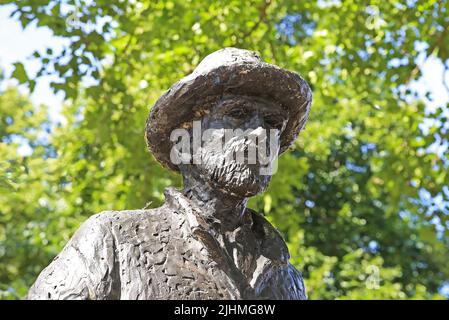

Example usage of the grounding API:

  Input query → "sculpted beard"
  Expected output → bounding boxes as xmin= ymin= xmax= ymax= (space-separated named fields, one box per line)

xmin=196 ymin=130 xmax=272 ymax=197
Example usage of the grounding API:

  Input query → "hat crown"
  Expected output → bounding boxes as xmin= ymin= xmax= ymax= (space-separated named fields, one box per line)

xmin=191 ymin=47 xmax=263 ymax=77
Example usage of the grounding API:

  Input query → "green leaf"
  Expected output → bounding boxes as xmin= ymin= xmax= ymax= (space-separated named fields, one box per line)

xmin=12 ymin=62 xmax=28 ymax=84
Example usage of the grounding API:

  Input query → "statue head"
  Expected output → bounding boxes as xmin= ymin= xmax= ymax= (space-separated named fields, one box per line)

xmin=145 ymin=48 xmax=312 ymax=198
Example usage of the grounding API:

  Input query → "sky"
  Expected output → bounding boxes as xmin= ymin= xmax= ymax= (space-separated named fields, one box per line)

xmin=0 ymin=4 xmax=69 ymax=124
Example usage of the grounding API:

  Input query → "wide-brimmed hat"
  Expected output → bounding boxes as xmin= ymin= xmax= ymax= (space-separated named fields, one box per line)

xmin=145 ymin=47 xmax=312 ymax=171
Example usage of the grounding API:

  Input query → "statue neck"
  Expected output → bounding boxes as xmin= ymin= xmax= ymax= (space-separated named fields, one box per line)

xmin=181 ymin=170 xmax=248 ymax=230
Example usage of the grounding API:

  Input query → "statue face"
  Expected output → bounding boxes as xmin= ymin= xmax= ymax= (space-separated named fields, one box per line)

xmin=185 ymin=95 xmax=288 ymax=197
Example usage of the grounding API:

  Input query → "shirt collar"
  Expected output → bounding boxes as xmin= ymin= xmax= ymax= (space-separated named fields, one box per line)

xmin=163 ymin=187 xmax=289 ymax=264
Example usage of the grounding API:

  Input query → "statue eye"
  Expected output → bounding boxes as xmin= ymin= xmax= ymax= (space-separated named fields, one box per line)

xmin=265 ymin=115 xmax=284 ymax=130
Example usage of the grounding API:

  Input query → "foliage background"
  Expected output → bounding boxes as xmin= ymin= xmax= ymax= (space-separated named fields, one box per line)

xmin=1 ymin=0 xmax=449 ymax=299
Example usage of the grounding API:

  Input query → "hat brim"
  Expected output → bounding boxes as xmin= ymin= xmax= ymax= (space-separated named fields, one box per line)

xmin=145 ymin=61 xmax=312 ymax=171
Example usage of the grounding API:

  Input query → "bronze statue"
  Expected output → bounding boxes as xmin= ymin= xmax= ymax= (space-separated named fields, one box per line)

xmin=27 ymin=48 xmax=312 ymax=300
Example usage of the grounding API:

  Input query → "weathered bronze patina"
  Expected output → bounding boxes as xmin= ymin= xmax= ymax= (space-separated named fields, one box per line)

xmin=27 ymin=48 xmax=312 ymax=300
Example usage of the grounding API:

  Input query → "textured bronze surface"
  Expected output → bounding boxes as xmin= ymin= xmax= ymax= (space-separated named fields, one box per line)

xmin=27 ymin=48 xmax=311 ymax=300
xmin=145 ymin=47 xmax=312 ymax=171
xmin=27 ymin=188 xmax=305 ymax=299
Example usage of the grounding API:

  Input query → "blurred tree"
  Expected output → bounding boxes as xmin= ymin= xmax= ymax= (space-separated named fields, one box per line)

xmin=0 ymin=87 xmax=57 ymax=298
xmin=1 ymin=0 xmax=448 ymax=299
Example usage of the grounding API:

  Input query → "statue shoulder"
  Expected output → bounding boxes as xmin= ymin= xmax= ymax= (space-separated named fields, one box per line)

xmin=284 ymin=263 xmax=307 ymax=300
xmin=26 ymin=211 xmax=117 ymax=300
xmin=247 ymin=210 xmax=307 ymax=300
xmin=260 ymin=263 xmax=307 ymax=300
xmin=26 ymin=207 xmax=165 ymax=300
xmin=95 ymin=205 xmax=171 ymax=230
xmin=81 ymin=207 xmax=167 ymax=233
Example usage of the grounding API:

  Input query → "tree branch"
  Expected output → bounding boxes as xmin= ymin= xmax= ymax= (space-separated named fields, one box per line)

xmin=234 ymin=0 xmax=272 ymax=46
